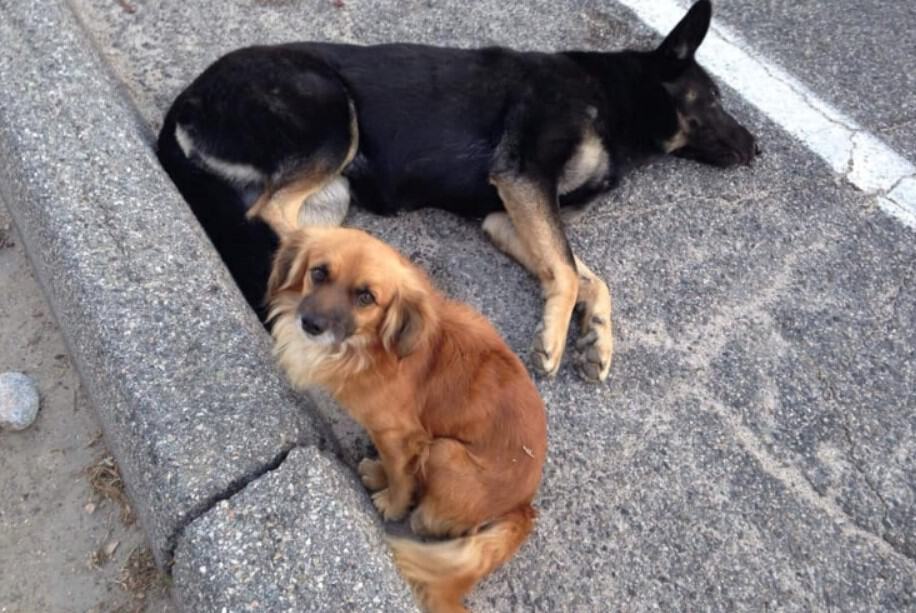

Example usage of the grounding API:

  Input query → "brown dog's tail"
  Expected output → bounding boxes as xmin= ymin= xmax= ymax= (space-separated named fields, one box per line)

xmin=388 ymin=505 xmax=535 ymax=613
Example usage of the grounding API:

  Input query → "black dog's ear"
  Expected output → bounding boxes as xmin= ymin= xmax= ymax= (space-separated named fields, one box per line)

xmin=656 ymin=0 xmax=712 ymax=64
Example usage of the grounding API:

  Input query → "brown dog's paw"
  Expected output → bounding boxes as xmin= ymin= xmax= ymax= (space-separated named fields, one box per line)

xmin=531 ymin=322 xmax=563 ymax=378
xmin=372 ymin=488 xmax=408 ymax=521
xmin=574 ymin=317 xmax=613 ymax=383
xmin=357 ymin=458 xmax=388 ymax=491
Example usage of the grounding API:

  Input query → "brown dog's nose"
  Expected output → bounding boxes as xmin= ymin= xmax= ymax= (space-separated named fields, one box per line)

xmin=300 ymin=314 xmax=327 ymax=336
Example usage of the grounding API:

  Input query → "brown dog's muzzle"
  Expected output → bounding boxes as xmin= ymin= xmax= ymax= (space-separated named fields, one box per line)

xmin=297 ymin=289 xmax=355 ymax=343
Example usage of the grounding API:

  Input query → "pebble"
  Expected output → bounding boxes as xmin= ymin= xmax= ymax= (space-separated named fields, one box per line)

xmin=0 ymin=371 xmax=40 ymax=431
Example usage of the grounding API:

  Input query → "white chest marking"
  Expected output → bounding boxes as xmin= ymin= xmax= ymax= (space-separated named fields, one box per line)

xmin=559 ymin=130 xmax=609 ymax=195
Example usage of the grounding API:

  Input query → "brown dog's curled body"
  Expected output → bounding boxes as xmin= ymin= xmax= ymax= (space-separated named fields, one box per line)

xmin=267 ymin=226 xmax=547 ymax=612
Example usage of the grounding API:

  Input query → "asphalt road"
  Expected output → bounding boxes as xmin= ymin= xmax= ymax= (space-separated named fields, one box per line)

xmin=68 ymin=0 xmax=916 ymax=610
xmin=715 ymin=0 xmax=916 ymax=160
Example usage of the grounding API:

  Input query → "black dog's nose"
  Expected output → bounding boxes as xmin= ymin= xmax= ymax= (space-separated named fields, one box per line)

xmin=736 ymin=136 xmax=760 ymax=166
xmin=300 ymin=314 xmax=326 ymax=336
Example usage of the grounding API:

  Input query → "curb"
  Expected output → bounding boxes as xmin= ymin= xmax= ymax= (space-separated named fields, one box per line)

xmin=0 ymin=1 xmax=413 ymax=609
xmin=173 ymin=447 xmax=415 ymax=611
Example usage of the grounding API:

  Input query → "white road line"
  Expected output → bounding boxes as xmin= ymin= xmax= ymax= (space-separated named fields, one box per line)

xmin=616 ymin=0 xmax=916 ymax=230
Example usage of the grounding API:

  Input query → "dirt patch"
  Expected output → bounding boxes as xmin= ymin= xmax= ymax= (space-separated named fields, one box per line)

xmin=0 ymin=204 xmax=173 ymax=612
xmin=87 ymin=453 xmax=137 ymax=526
xmin=113 ymin=546 xmax=170 ymax=612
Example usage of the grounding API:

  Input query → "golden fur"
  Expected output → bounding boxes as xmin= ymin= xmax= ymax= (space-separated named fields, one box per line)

xmin=267 ymin=226 xmax=547 ymax=612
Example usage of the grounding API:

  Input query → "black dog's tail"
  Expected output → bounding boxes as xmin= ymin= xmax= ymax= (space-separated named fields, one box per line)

xmin=156 ymin=105 xmax=277 ymax=321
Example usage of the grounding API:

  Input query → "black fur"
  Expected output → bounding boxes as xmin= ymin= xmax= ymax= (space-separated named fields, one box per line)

xmin=158 ymin=0 xmax=756 ymax=316
xmin=158 ymin=109 xmax=278 ymax=320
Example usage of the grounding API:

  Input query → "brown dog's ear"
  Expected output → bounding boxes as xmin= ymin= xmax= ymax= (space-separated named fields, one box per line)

xmin=266 ymin=231 xmax=311 ymax=299
xmin=381 ymin=285 xmax=437 ymax=359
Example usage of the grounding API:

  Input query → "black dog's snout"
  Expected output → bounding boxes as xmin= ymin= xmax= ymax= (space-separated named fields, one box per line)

xmin=300 ymin=314 xmax=327 ymax=336
xmin=735 ymin=128 xmax=759 ymax=166
xmin=742 ymin=139 xmax=761 ymax=166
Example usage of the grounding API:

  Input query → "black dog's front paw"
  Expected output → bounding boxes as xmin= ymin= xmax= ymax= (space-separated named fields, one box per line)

xmin=574 ymin=318 xmax=613 ymax=383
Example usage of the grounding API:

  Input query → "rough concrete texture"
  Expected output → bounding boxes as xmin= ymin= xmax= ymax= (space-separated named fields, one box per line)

xmin=0 ymin=0 xmax=334 ymax=567
xmin=173 ymin=447 xmax=417 ymax=612
xmin=68 ymin=0 xmax=916 ymax=610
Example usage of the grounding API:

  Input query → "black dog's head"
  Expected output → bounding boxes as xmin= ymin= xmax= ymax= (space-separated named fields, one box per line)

xmin=653 ymin=0 xmax=757 ymax=166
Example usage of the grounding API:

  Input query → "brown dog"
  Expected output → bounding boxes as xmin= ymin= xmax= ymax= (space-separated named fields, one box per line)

xmin=266 ymin=226 xmax=547 ymax=612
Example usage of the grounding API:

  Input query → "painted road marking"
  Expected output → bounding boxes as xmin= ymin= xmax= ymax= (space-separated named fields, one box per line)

xmin=617 ymin=0 xmax=916 ymax=230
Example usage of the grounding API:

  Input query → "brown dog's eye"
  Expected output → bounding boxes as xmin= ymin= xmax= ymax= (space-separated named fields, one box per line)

xmin=310 ymin=265 xmax=328 ymax=283
xmin=356 ymin=289 xmax=375 ymax=307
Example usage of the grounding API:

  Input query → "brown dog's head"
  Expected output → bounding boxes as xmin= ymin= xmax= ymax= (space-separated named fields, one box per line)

xmin=267 ymin=226 xmax=437 ymax=389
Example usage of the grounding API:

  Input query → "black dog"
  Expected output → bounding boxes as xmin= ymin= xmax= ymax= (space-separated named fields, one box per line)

xmin=157 ymin=0 xmax=755 ymax=382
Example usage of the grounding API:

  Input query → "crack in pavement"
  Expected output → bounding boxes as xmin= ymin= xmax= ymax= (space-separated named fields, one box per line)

xmin=815 ymin=368 xmax=900 ymax=551
xmin=702 ymin=394 xmax=916 ymax=568
xmin=161 ymin=391 xmax=346 ymax=569
xmin=163 ymin=443 xmax=298 ymax=568
xmin=837 ymin=414 xmax=893 ymax=529
xmin=626 ymin=232 xmax=916 ymax=566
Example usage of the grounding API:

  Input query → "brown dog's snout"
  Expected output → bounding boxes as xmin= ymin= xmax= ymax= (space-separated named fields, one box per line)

xmin=297 ymin=292 xmax=355 ymax=342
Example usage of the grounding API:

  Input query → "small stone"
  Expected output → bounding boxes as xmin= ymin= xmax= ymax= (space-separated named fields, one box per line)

xmin=0 ymin=371 xmax=40 ymax=431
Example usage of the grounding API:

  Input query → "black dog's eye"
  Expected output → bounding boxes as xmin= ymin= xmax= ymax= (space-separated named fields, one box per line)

xmin=310 ymin=265 xmax=328 ymax=283
xmin=687 ymin=117 xmax=701 ymax=129
xmin=356 ymin=289 xmax=375 ymax=307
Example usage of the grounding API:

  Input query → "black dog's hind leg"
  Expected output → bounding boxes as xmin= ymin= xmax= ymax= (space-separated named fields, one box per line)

xmin=248 ymin=166 xmax=346 ymax=234
xmin=248 ymin=101 xmax=359 ymax=234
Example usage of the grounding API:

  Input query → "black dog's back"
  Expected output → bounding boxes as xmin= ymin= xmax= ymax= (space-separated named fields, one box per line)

xmin=310 ymin=43 xmax=512 ymax=217
xmin=299 ymin=42 xmax=602 ymax=217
